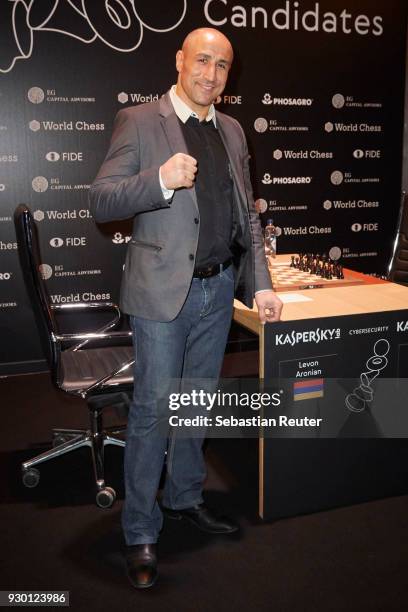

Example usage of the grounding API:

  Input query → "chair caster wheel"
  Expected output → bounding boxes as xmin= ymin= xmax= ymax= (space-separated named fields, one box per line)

xmin=22 ymin=468 xmax=40 ymax=488
xmin=96 ymin=486 xmax=116 ymax=508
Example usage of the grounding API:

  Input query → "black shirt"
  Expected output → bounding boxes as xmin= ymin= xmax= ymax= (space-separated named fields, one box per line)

xmin=179 ymin=116 xmax=233 ymax=268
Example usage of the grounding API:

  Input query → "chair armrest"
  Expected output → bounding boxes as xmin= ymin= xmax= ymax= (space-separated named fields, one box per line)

xmin=51 ymin=302 xmax=120 ymax=313
xmin=51 ymin=302 xmax=127 ymax=351
xmin=55 ymin=330 xmax=132 ymax=343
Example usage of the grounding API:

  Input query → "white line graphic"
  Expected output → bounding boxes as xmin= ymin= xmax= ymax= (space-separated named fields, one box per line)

xmin=345 ymin=338 xmax=390 ymax=413
xmin=1 ymin=0 xmax=187 ymax=73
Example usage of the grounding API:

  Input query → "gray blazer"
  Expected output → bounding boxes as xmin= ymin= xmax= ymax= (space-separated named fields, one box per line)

xmin=89 ymin=92 xmax=272 ymax=321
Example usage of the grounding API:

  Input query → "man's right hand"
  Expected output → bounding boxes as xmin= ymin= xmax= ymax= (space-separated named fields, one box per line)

xmin=160 ymin=153 xmax=198 ymax=190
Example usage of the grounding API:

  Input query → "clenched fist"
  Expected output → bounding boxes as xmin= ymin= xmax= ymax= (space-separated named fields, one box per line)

xmin=160 ymin=153 xmax=198 ymax=190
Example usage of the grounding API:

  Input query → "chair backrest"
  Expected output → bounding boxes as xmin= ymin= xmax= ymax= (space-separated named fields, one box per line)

xmin=388 ymin=193 xmax=408 ymax=285
xmin=14 ymin=205 xmax=60 ymax=376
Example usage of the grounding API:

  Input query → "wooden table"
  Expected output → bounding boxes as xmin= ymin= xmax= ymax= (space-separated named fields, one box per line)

xmin=233 ymin=255 xmax=408 ymax=519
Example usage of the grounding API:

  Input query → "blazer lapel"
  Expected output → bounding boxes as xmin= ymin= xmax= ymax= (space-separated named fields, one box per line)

xmin=216 ymin=113 xmax=247 ymax=227
xmin=159 ymin=93 xmax=198 ymax=211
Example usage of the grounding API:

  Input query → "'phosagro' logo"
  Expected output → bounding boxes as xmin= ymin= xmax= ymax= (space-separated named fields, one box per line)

xmin=0 ymin=272 xmax=12 ymax=280
xmin=263 ymin=94 xmax=313 ymax=106
xmin=112 ymin=232 xmax=131 ymax=244
xmin=262 ymin=173 xmax=312 ymax=185
xmin=275 ymin=327 xmax=341 ymax=346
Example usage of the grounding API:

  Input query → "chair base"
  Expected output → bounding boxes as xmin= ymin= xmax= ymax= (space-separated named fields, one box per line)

xmin=22 ymin=414 xmax=126 ymax=508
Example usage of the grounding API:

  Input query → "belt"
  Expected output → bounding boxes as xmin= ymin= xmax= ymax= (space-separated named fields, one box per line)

xmin=193 ymin=258 xmax=232 ymax=279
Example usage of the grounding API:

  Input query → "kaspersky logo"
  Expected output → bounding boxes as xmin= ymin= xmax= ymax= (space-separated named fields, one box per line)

xmin=275 ymin=328 xmax=341 ymax=346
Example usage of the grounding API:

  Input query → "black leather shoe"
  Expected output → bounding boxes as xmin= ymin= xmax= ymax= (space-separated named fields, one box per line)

xmin=125 ymin=544 xmax=158 ymax=589
xmin=162 ymin=503 xmax=239 ymax=534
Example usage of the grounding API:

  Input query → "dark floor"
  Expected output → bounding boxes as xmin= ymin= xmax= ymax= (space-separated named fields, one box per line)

xmin=1 ymin=371 xmax=408 ymax=612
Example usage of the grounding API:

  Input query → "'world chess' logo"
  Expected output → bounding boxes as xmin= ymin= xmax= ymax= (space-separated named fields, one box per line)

xmin=325 ymin=122 xmax=334 ymax=133
xmin=33 ymin=210 xmax=45 ymax=222
xmin=273 ymin=149 xmax=283 ymax=160
xmin=29 ymin=120 xmax=41 ymax=132
xmin=118 ymin=92 xmax=129 ymax=104
xmin=323 ymin=200 xmax=332 ymax=210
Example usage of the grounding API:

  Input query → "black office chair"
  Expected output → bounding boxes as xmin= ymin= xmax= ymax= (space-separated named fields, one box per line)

xmin=14 ymin=204 xmax=134 ymax=508
xmin=387 ymin=192 xmax=408 ymax=285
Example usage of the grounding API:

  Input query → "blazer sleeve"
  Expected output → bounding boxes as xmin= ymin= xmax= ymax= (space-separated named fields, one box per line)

xmin=88 ymin=108 xmax=170 ymax=223
xmin=236 ymin=121 xmax=273 ymax=293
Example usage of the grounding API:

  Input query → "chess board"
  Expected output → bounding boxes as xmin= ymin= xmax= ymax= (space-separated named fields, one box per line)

xmin=270 ymin=260 xmax=365 ymax=292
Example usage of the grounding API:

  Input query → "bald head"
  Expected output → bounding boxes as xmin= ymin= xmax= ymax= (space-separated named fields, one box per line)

xmin=181 ymin=28 xmax=233 ymax=61
xmin=175 ymin=28 xmax=233 ymax=120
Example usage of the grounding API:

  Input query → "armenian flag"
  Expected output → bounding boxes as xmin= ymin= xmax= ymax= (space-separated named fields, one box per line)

xmin=293 ymin=378 xmax=324 ymax=401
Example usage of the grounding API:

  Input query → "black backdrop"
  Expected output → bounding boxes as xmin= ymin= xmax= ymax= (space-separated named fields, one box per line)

xmin=0 ymin=0 xmax=407 ymax=375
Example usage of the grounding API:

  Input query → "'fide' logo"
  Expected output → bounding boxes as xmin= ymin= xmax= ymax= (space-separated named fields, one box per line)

xmin=254 ymin=117 xmax=268 ymax=133
xmin=27 ymin=87 xmax=45 ymax=104
xmin=46 ymin=151 xmax=60 ymax=162
xmin=50 ymin=237 xmax=64 ymax=247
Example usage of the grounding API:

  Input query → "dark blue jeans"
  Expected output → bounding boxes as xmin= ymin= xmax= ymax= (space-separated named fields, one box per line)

xmin=122 ymin=266 xmax=234 ymax=545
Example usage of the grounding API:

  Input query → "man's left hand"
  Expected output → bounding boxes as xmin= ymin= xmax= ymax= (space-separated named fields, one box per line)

xmin=255 ymin=291 xmax=283 ymax=324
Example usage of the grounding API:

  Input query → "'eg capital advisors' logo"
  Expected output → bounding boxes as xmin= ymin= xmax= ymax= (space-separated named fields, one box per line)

xmin=254 ymin=118 xmax=268 ymax=133
xmin=32 ymin=176 xmax=49 ymax=192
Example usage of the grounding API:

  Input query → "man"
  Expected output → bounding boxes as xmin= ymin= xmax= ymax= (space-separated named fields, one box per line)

xmin=89 ymin=27 xmax=282 ymax=589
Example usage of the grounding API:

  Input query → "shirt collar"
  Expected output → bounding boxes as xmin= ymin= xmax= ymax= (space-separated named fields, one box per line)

xmin=169 ymin=85 xmax=217 ymax=127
